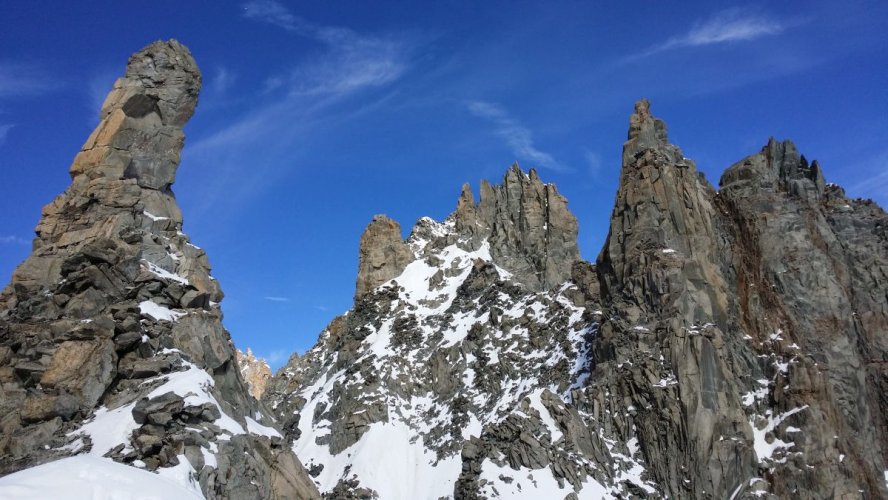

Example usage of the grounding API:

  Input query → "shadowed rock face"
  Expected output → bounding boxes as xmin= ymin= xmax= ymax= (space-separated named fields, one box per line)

xmin=715 ymin=138 xmax=888 ymax=498
xmin=268 ymin=99 xmax=887 ymax=499
xmin=0 ymin=40 xmax=319 ymax=499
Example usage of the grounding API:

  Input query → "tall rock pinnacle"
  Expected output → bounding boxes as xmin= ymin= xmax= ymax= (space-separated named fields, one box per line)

xmin=598 ymin=99 xmax=728 ymax=325
xmin=70 ymin=40 xmax=199 ymax=191
xmin=0 ymin=40 xmax=318 ymax=498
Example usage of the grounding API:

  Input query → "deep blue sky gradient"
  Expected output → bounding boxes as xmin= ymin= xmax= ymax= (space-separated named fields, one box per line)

xmin=1 ymin=1 xmax=886 ymax=368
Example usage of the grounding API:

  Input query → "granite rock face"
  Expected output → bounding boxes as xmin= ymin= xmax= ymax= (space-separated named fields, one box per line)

xmin=714 ymin=138 xmax=888 ymax=497
xmin=456 ymin=165 xmax=581 ymax=291
xmin=268 ymin=100 xmax=887 ymax=499
xmin=0 ymin=40 xmax=319 ymax=499
xmin=591 ymin=99 xmax=888 ymax=498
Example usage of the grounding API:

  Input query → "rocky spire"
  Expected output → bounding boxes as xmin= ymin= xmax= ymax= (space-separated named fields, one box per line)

xmin=594 ymin=99 xmax=756 ymax=497
xmin=453 ymin=183 xmax=480 ymax=238
xmin=0 ymin=40 xmax=318 ymax=498
xmin=598 ymin=99 xmax=728 ymax=325
xmin=455 ymin=163 xmax=580 ymax=291
xmin=623 ymin=98 xmax=669 ymax=161
xmin=69 ymin=39 xmax=199 ymax=191
xmin=593 ymin=99 xmax=888 ymax=498
xmin=354 ymin=215 xmax=413 ymax=299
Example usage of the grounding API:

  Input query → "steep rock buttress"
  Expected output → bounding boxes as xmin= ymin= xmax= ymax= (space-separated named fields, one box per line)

xmin=592 ymin=99 xmax=888 ymax=498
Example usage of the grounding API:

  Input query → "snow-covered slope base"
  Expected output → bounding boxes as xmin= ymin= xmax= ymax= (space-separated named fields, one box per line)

xmin=0 ymin=455 xmax=204 ymax=499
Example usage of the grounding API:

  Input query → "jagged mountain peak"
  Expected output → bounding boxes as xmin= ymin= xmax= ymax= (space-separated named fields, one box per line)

xmin=354 ymin=164 xmax=580 ymax=304
xmin=266 ymin=211 xmax=603 ymax=498
xmin=236 ymin=348 xmax=272 ymax=400
xmin=720 ymin=137 xmax=826 ymax=202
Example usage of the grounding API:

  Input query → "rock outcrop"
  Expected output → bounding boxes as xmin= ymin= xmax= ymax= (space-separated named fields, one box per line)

xmin=236 ymin=348 xmax=272 ymax=400
xmin=354 ymin=215 xmax=413 ymax=299
xmin=715 ymin=137 xmax=888 ymax=497
xmin=455 ymin=164 xmax=581 ymax=291
xmin=0 ymin=40 xmax=319 ymax=499
xmin=352 ymin=165 xmax=581 ymax=302
xmin=267 ymin=100 xmax=888 ymax=499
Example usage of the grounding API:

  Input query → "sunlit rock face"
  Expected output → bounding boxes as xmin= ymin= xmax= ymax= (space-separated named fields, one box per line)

xmin=267 ymin=100 xmax=888 ymax=499
xmin=0 ymin=40 xmax=319 ymax=499
xmin=236 ymin=348 xmax=272 ymax=399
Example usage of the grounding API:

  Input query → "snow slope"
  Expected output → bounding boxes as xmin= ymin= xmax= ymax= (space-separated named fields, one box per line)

xmin=0 ymin=455 xmax=204 ymax=500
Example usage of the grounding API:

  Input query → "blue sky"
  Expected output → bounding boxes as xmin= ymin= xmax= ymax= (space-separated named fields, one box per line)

xmin=1 ymin=1 xmax=886 ymax=368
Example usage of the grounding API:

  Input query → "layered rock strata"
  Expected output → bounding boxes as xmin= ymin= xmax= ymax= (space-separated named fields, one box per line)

xmin=0 ymin=40 xmax=318 ymax=499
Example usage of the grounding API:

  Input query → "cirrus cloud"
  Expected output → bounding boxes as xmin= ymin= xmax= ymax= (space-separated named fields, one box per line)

xmin=628 ymin=8 xmax=786 ymax=61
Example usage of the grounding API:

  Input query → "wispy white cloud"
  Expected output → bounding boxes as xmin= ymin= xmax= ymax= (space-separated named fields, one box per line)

xmin=263 ymin=349 xmax=289 ymax=367
xmin=263 ymin=296 xmax=290 ymax=302
xmin=584 ymin=150 xmax=601 ymax=177
xmin=243 ymin=0 xmax=408 ymax=97
xmin=210 ymin=67 xmax=236 ymax=95
xmin=242 ymin=0 xmax=302 ymax=32
xmin=848 ymin=148 xmax=888 ymax=202
xmin=0 ymin=62 xmax=60 ymax=98
xmin=0 ymin=123 xmax=13 ymax=147
xmin=467 ymin=101 xmax=569 ymax=173
xmin=182 ymin=2 xmax=416 ymax=221
xmin=313 ymin=305 xmax=329 ymax=312
xmin=288 ymin=36 xmax=407 ymax=97
xmin=630 ymin=8 xmax=785 ymax=60
xmin=0 ymin=234 xmax=29 ymax=245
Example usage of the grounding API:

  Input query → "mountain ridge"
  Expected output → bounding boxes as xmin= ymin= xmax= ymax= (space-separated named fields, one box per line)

xmin=0 ymin=38 xmax=884 ymax=500
xmin=264 ymin=99 xmax=888 ymax=499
